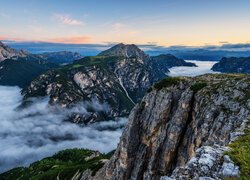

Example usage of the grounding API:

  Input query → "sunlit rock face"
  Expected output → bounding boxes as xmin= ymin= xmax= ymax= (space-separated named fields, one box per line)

xmin=0 ymin=41 xmax=28 ymax=61
xmin=94 ymin=74 xmax=249 ymax=180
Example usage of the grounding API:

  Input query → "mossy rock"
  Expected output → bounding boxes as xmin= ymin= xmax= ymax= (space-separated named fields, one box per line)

xmin=190 ymin=82 xmax=207 ymax=93
xmin=153 ymin=77 xmax=184 ymax=91
xmin=225 ymin=120 xmax=250 ymax=179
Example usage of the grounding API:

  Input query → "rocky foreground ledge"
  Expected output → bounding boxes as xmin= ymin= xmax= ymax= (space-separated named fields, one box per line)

xmin=94 ymin=74 xmax=249 ymax=180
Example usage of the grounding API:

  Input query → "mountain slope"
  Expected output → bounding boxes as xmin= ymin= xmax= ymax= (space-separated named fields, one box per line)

xmin=0 ymin=57 xmax=58 ymax=88
xmin=0 ymin=41 xmax=28 ymax=61
xmin=0 ymin=149 xmax=113 ymax=180
xmin=0 ymin=41 xmax=84 ymax=87
xmin=94 ymin=74 xmax=250 ymax=179
xmin=22 ymin=44 xmax=196 ymax=124
xmin=212 ymin=57 xmax=250 ymax=73
xmin=22 ymin=55 xmax=163 ymax=124
xmin=38 ymin=51 xmax=83 ymax=64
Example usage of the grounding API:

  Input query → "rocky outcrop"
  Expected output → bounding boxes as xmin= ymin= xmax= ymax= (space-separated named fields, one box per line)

xmin=0 ymin=41 xmax=28 ymax=61
xmin=94 ymin=74 xmax=250 ymax=180
xmin=212 ymin=57 xmax=250 ymax=74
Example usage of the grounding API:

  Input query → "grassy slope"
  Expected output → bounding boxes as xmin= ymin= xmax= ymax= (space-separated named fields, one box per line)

xmin=226 ymin=120 xmax=250 ymax=179
xmin=0 ymin=148 xmax=113 ymax=180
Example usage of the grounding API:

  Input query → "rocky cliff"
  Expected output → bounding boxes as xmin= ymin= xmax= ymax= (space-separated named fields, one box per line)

xmin=94 ymin=74 xmax=250 ymax=180
xmin=0 ymin=41 xmax=28 ymax=61
xmin=212 ymin=57 xmax=250 ymax=74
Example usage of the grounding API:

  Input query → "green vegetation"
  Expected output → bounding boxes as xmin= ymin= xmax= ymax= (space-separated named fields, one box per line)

xmin=152 ymin=77 xmax=183 ymax=91
xmin=72 ymin=64 xmax=84 ymax=68
xmin=0 ymin=148 xmax=113 ymax=180
xmin=0 ymin=59 xmax=58 ymax=88
xmin=244 ymin=90 xmax=250 ymax=104
xmin=190 ymin=82 xmax=207 ymax=93
xmin=226 ymin=120 xmax=250 ymax=179
xmin=73 ymin=56 xmax=123 ymax=68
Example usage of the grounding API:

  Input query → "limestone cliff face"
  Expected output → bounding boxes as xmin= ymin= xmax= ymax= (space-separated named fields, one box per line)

xmin=94 ymin=74 xmax=250 ymax=180
xmin=0 ymin=41 xmax=28 ymax=61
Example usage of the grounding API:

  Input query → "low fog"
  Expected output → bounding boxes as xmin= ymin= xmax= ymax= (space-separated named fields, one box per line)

xmin=0 ymin=86 xmax=127 ymax=173
xmin=167 ymin=60 xmax=220 ymax=77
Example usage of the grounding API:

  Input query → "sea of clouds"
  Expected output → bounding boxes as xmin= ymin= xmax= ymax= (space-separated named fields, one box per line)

xmin=167 ymin=60 xmax=220 ymax=77
xmin=0 ymin=86 xmax=127 ymax=173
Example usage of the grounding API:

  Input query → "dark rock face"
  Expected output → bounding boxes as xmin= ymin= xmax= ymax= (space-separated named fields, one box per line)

xmin=151 ymin=54 xmax=196 ymax=69
xmin=94 ymin=74 xmax=250 ymax=180
xmin=0 ymin=41 xmax=28 ymax=61
xmin=23 ymin=44 xmax=195 ymax=124
xmin=212 ymin=57 xmax=250 ymax=74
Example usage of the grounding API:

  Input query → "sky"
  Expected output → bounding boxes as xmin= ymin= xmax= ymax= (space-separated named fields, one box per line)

xmin=0 ymin=0 xmax=250 ymax=46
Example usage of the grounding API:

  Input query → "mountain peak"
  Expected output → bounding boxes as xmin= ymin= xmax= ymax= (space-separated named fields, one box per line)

xmin=98 ymin=43 xmax=148 ymax=59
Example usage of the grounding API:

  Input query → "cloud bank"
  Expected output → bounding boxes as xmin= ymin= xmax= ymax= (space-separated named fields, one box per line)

xmin=0 ymin=86 xmax=126 ymax=173
xmin=167 ymin=60 xmax=220 ymax=77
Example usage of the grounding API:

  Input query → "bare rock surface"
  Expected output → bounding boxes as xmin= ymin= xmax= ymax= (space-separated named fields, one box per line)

xmin=93 ymin=74 xmax=250 ymax=180
xmin=0 ymin=41 xmax=28 ymax=61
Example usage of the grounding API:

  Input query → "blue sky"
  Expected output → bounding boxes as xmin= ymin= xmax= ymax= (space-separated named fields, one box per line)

xmin=0 ymin=0 xmax=250 ymax=46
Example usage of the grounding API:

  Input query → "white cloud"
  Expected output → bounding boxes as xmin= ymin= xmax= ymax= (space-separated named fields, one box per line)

xmin=0 ymin=86 xmax=126 ymax=173
xmin=54 ymin=14 xmax=83 ymax=26
xmin=167 ymin=60 xmax=220 ymax=77
xmin=112 ymin=22 xmax=126 ymax=31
